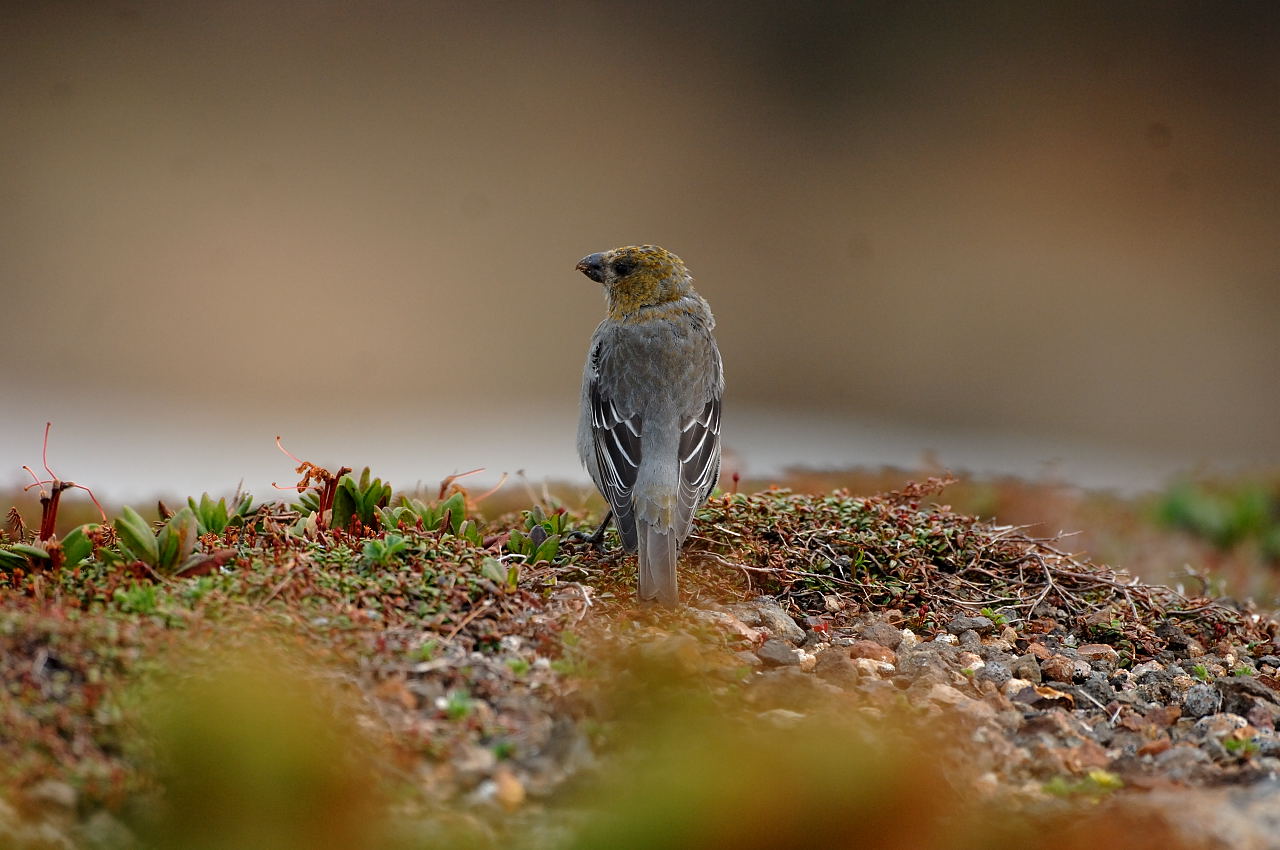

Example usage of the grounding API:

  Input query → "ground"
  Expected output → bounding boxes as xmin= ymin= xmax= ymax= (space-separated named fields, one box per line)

xmin=2 ymin=469 xmax=1280 ymax=849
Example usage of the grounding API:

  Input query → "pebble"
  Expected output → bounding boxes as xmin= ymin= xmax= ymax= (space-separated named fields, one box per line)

xmin=756 ymin=639 xmax=803 ymax=667
xmin=813 ymin=647 xmax=860 ymax=687
xmin=977 ymin=661 xmax=1012 ymax=687
xmin=1010 ymin=654 xmax=1042 ymax=683
xmin=1076 ymin=643 xmax=1120 ymax=668
xmin=858 ymin=621 xmax=904 ymax=649
xmin=1182 ymin=684 xmax=1221 ymax=719
xmin=847 ymin=640 xmax=897 ymax=664
xmin=1040 ymin=654 xmax=1082 ymax=684
xmin=947 ymin=615 xmax=996 ymax=635
xmin=1191 ymin=713 xmax=1249 ymax=741
xmin=853 ymin=658 xmax=895 ymax=677
xmin=744 ymin=598 xmax=806 ymax=645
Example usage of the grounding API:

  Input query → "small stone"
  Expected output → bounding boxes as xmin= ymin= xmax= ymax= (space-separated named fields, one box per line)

xmin=1182 ymin=683 xmax=1221 ymax=719
xmin=853 ymin=658 xmax=895 ymax=677
xmin=689 ymin=609 xmax=763 ymax=644
xmin=1191 ymin=712 xmax=1249 ymax=741
xmin=1000 ymin=677 xmax=1035 ymax=698
xmin=957 ymin=629 xmax=983 ymax=649
xmin=757 ymin=639 xmax=803 ymax=667
xmin=1077 ymin=644 xmax=1120 ymax=669
xmin=935 ymin=633 xmax=959 ymax=646
xmin=947 ymin=615 xmax=995 ymax=635
xmin=848 ymin=640 xmax=897 ymax=664
xmin=752 ymin=598 xmax=806 ymax=644
xmin=1025 ymin=642 xmax=1052 ymax=661
xmin=898 ymin=629 xmax=921 ymax=650
xmin=1040 ymin=654 xmax=1079 ymax=684
xmin=859 ymin=621 xmax=903 ymax=649
xmin=977 ymin=661 xmax=1012 ymax=687
xmin=814 ymin=647 xmax=860 ymax=687
xmin=1077 ymin=671 xmax=1117 ymax=706
xmin=925 ymin=683 xmax=973 ymax=708
xmin=1010 ymin=654 xmax=1042 ymax=683
xmin=1130 ymin=660 xmax=1166 ymax=678
xmin=956 ymin=651 xmax=984 ymax=670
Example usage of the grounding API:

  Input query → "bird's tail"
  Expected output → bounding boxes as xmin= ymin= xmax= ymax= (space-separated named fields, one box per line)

xmin=637 ymin=521 xmax=679 ymax=606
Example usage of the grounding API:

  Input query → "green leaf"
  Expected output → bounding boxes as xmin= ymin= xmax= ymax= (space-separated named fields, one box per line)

xmin=60 ymin=524 xmax=97 ymax=566
xmin=332 ymin=478 xmax=359 ymax=530
xmin=440 ymin=492 xmax=467 ymax=534
xmin=507 ymin=529 xmax=529 ymax=556
xmin=188 ymin=493 xmax=229 ymax=534
xmin=0 ymin=547 xmax=30 ymax=568
xmin=115 ymin=506 xmax=159 ymax=565
xmin=232 ymin=494 xmax=256 ymax=520
xmin=155 ymin=507 xmax=199 ymax=572
xmin=480 ymin=557 xmax=506 ymax=584
xmin=10 ymin=543 xmax=51 ymax=561
xmin=532 ymin=534 xmax=560 ymax=564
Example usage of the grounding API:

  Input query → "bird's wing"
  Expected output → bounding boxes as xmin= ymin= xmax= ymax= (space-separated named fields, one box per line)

xmin=675 ymin=392 xmax=721 ymax=541
xmin=589 ymin=378 xmax=641 ymax=550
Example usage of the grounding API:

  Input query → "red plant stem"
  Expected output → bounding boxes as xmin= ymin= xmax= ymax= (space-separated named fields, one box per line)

xmin=39 ymin=481 xmax=71 ymax=541
xmin=40 ymin=421 xmax=55 ymax=481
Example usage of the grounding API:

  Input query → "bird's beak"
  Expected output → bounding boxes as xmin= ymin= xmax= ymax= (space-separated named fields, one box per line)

xmin=575 ymin=253 xmax=606 ymax=284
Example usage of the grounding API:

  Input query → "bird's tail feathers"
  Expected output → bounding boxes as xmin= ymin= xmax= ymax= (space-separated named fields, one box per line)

xmin=637 ymin=522 xmax=679 ymax=606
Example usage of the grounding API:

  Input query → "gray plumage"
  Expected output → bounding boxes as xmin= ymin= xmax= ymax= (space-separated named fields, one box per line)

xmin=575 ymin=245 xmax=723 ymax=606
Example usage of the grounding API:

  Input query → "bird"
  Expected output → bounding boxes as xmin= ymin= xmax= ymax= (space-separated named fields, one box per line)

xmin=574 ymin=245 xmax=723 ymax=606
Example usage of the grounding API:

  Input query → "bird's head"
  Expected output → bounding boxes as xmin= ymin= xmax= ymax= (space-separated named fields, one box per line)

xmin=575 ymin=245 xmax=694 ymax=320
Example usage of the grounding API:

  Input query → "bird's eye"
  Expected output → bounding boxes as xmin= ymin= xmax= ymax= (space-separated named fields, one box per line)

xmin=611 ymin=258 xmax=638 ymax=277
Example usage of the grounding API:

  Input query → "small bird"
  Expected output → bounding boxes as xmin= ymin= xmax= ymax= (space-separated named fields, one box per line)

xmin=575 ymin=245 xmax=723 ymax=606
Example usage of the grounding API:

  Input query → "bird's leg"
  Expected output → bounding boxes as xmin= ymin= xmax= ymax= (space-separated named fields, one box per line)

xmin=569 ymin=510 xmax=613 ymax=551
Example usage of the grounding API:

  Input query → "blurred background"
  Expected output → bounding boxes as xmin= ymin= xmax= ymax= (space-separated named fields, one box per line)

xmin=3 ymin=0 xmax=1278 ymax=501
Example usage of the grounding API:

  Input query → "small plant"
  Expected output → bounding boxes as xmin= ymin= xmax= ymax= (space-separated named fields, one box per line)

xmin=506 ymin=506 xmax=564 ymax=565
xmin=273 ymin=436 xmax=351 ymax=531
xmin=443 ymin=689 xmax=474 ymax=721
xmin=115 ymin=506 xmax=202 ymax=575
xmin=505 ymin=657 xmax=531 ymax=676
xmin=113 ymin=581 xmax=161 ymax=615
xmin=979 ymin=607 xmax=1008 ymax=626
xmin=20 ymin=424 xmax=109 ymax=539
xmin=1191 ymin=663 xmax=1211 ymax=682
xmin=0 ymin=522 xmax=100 ymax=572
xmin=412 ymin=639 xmax=439 ymax=663
xmin=362 ymin=534 xmax=409 ymax=567
xmin=1223 ymin=736 xmax=1260 ymax=758
xmin=480 ymin=557 xmax=521 ymax=593
xmin=188 ymin=493 xmax=255 ymax=535
xmin=330 ymin=468 xmax=392 ymax=532
xmin=378 ymin=491 xmax=468 ymax=535
xmin=1043 ymin=769 xmax=1123 ymax=798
